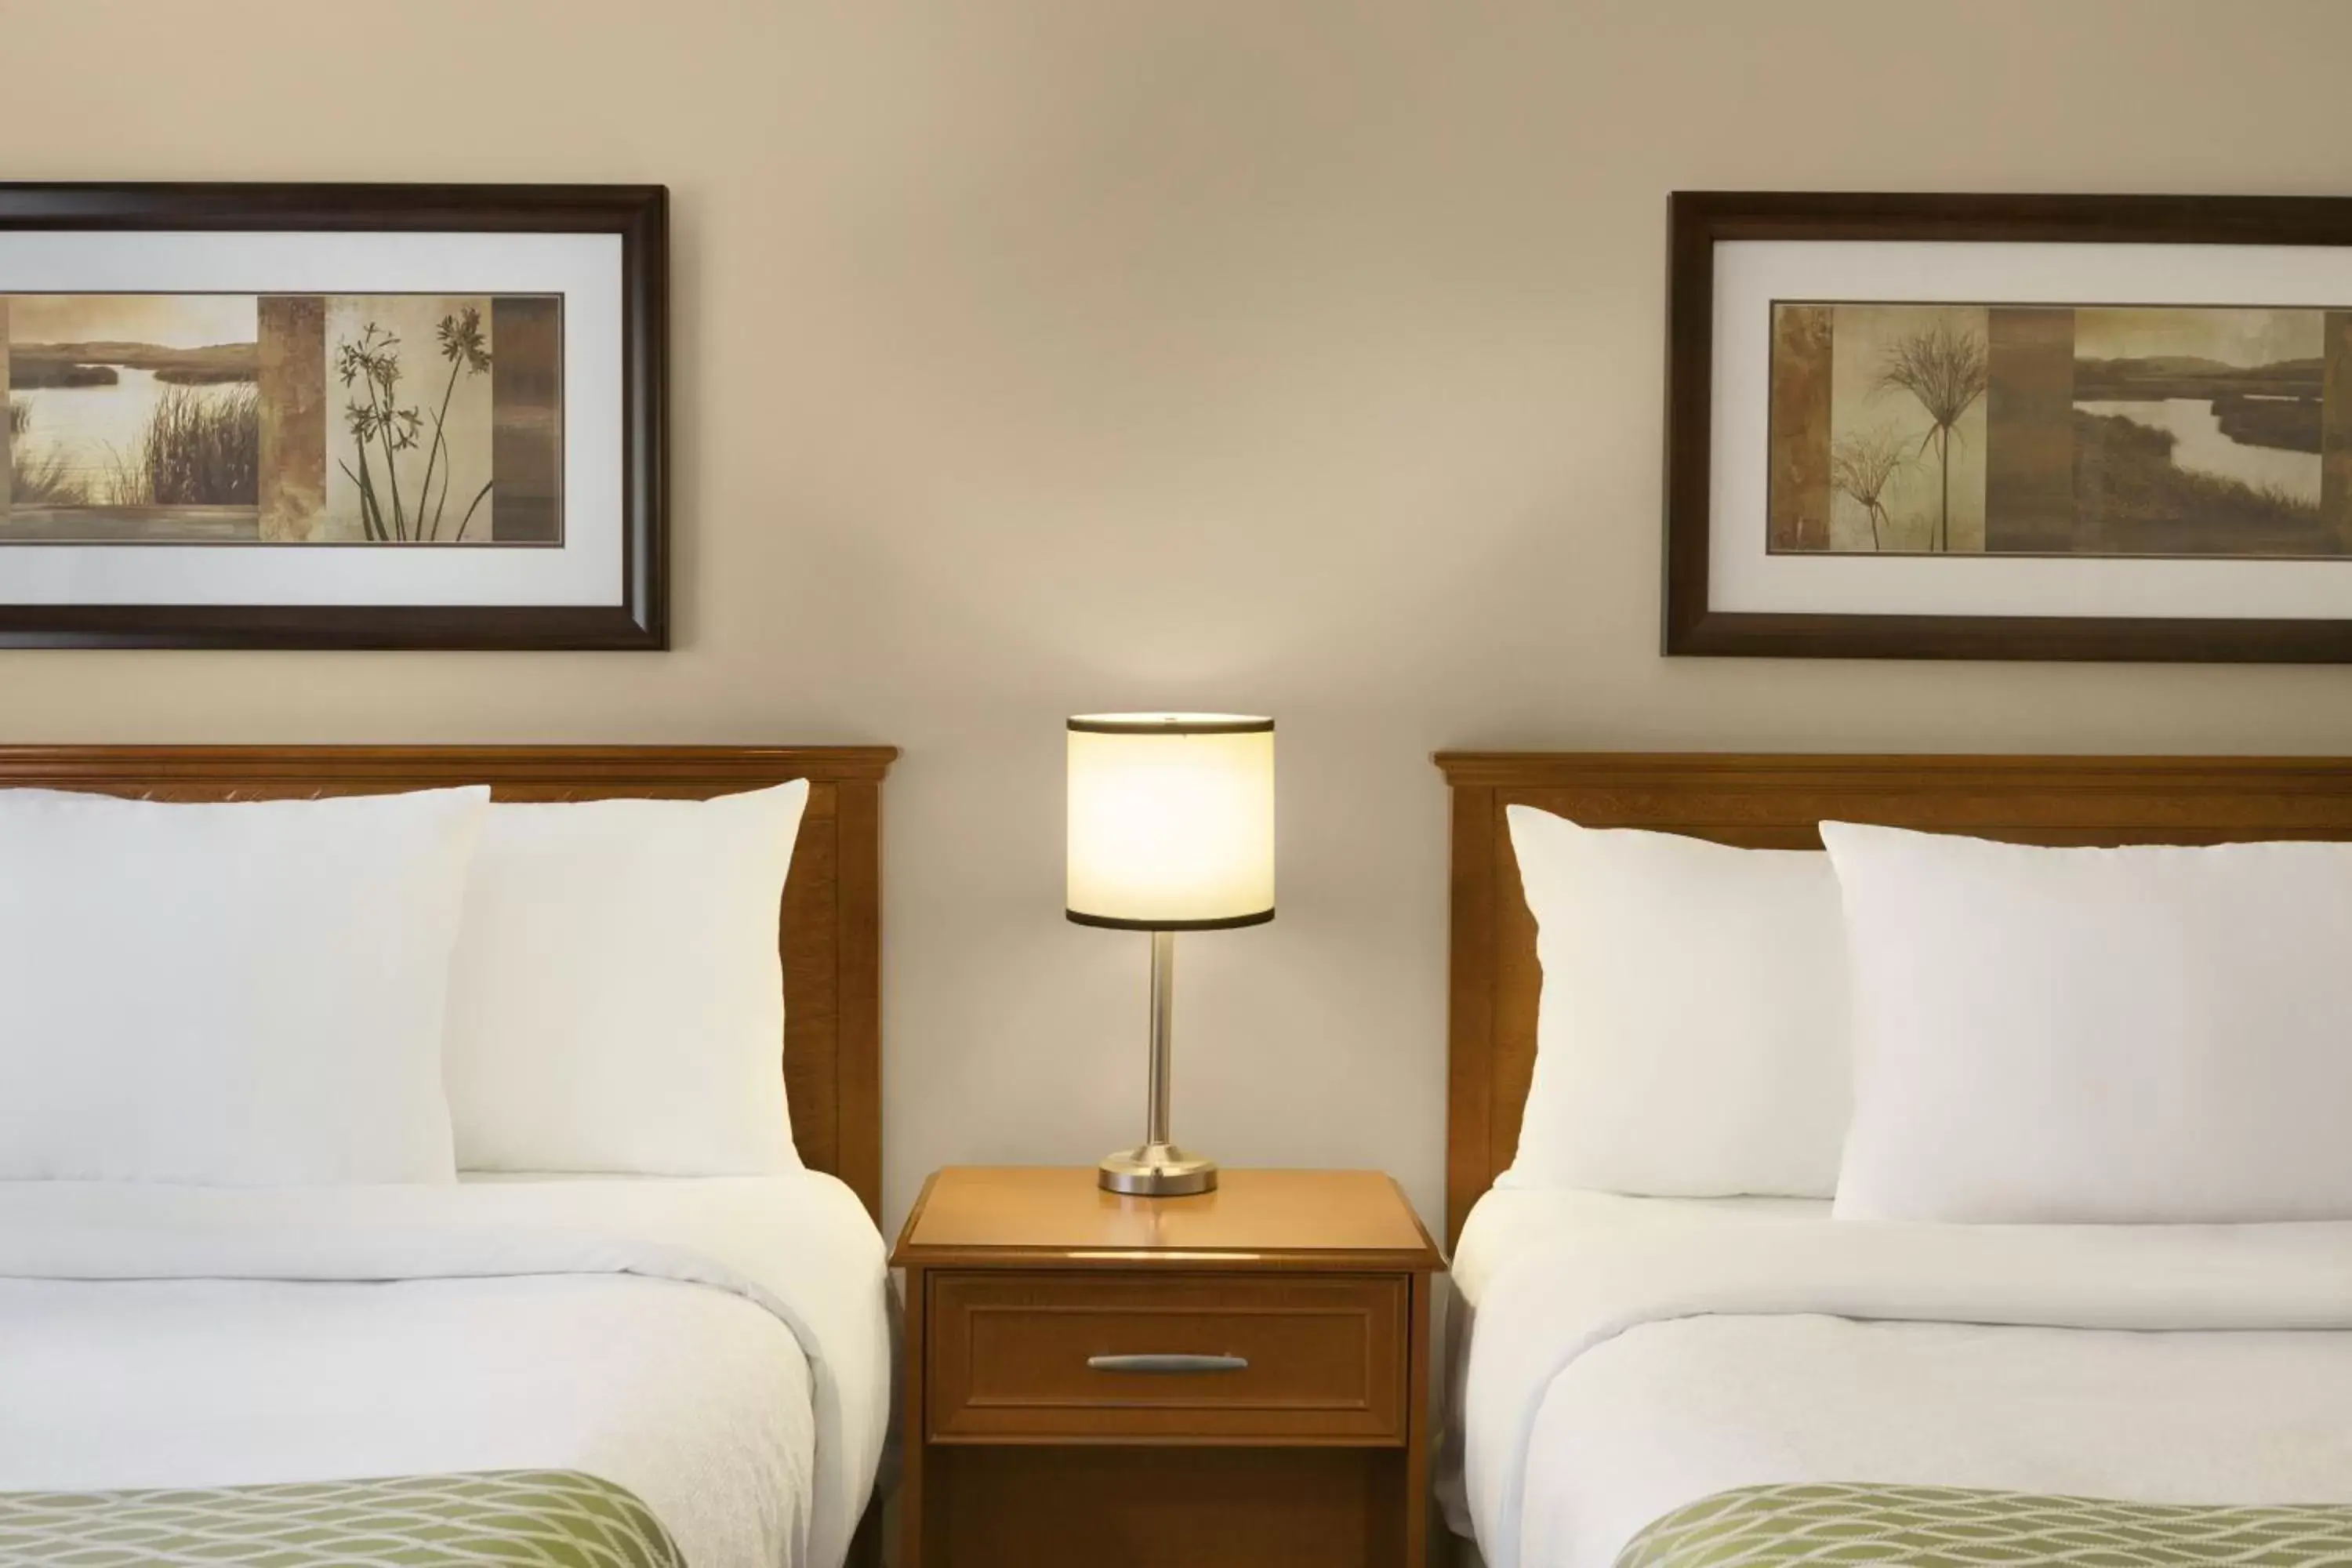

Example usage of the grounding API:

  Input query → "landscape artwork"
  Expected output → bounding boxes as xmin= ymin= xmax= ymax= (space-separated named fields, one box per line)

xmin=1767 ymin=302 xmax=2352 ymax=558
xmin=0 ymin=293 xmax=563 ymax=545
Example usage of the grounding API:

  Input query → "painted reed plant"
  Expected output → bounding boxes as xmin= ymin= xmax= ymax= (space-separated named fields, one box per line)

xmin=336 ymin=308 xmax=494 ymax=542
xmin=101 ymin=386 xmax=260 ymax=507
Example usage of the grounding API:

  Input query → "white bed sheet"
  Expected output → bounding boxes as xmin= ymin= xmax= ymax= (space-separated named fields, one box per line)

xmin=0 ymin=1173 xmax=890 ymax=1568
xmin=1445 ymin=1187 xmax=2352 ymax=1568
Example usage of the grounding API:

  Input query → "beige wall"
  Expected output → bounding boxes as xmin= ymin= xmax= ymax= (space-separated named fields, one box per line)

xmin=12 ymin=1 xmax=2352 ymax=1229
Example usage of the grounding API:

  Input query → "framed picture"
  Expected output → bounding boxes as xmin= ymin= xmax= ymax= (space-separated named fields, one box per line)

xmin=1665 ymin=191 xmax=2352 ymax=662
xmin=0 ymin=183 xmax=664 ymax=649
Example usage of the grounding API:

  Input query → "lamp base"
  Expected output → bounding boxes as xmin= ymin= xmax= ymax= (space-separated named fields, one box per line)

xmin=1098 ymin=1142 xmax=1218 ymax=1197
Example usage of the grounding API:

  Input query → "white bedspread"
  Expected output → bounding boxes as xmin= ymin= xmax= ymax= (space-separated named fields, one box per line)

xmin=0 ymin=1174 xmax=890 ymax=1568
xmin=1448 ymin=1189 xmax=2352 ymax=1568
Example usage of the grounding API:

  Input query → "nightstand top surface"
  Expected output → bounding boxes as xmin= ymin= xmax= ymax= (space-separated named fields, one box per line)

xmin=892 ymin=1166 xmax=1442 ymax=1269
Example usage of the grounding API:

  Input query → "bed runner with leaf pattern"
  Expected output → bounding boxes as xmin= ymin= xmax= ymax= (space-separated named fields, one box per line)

xmin=1617 ymin=1482 xmax=2352 ymax=1568
xmin=0 ymin=1468 xmax=684 ymax=1568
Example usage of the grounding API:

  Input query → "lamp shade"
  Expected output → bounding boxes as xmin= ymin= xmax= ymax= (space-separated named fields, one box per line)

xmin=1066 ymin=714 xmax=1275 ymax=930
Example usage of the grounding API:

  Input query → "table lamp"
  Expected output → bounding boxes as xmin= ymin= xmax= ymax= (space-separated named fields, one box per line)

xmin=1067 ymin=713 xmax=1275 ymax=1196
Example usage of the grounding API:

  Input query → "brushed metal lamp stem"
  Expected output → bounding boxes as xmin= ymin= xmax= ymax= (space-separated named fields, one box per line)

xmin=1099 ymin=929 xmax=1218 ymax=1196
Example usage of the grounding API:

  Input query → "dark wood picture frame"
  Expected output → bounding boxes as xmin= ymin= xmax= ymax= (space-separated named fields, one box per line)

xmin=0 ymin=183 xmax=666 ymax=650
xmin=1665 ymin=190 xmax=2352 ymax=662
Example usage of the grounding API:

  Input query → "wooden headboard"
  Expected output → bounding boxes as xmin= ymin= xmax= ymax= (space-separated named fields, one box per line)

xmin=1438 ymin=750 xmax=2352 ymax=1247
xmin=0 ymin=744 xmax=896 ymax=1221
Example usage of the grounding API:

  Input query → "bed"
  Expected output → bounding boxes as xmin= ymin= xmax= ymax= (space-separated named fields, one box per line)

xmin=0 ymin=745 xmax=895 ymax=1568
xmin=1436 ymin=752 xmax=2352 ymax=1568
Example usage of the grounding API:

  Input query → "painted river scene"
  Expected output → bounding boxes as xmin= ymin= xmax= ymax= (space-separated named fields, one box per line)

xmin=0 ymin=292 xmax=563 ymax=545
xmin=1767 ymin=302 xmax=2352 ymax=557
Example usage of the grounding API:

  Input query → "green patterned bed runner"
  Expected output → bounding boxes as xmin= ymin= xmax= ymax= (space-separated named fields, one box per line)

xmin=1619 ymin=1483 xmax=2352 ymax=1568
xmin=0 ymin=1469 xmax=684 ymax=1568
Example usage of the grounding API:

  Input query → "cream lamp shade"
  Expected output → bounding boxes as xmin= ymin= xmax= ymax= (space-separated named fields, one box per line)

xmin=1066 ymin=714 xmax=1274 ymax=930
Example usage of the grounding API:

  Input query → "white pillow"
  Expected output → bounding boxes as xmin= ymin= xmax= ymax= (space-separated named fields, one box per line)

xmin=1502 ymin=805 xmax=1850 ymax=1198
xmin=0 ymin=786 xmax=488 ymax=1185
xmin=1823 ymin=822 xmax=2352 ymax=1223
xmin=444 ymin=779 xmax=810 ymax=1174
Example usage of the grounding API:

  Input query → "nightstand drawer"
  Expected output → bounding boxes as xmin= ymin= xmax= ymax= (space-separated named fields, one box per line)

xmin=926 ymin=1270 xmax=1407 ymax=1443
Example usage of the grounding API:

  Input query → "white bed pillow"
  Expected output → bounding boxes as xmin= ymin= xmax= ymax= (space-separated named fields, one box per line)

xmin=1502 ymin=805 xmax=1850 ymax=1198
xmin=1823 ymin=821 xmax=2352 ymax=1223
xmin=0 ymin=786 xmax=488 ymax=1185
xmin=444 ymin=779 xmax=810 ymax=1174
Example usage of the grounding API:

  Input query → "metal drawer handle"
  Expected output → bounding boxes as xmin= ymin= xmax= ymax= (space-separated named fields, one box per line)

xmin=1085 ymin=1352 xmax=1250 ymax=1374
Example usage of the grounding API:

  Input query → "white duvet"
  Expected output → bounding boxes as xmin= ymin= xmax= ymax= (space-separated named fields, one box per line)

xmin=0 ymin=1173 xmax=890 ymax=1568
xmin=1447 ymin=1189 xmax=2352 ymax=1568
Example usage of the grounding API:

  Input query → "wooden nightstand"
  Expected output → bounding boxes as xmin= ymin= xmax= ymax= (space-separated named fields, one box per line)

xmin=890 ymin=1166 xmax=1445 ymax=1568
